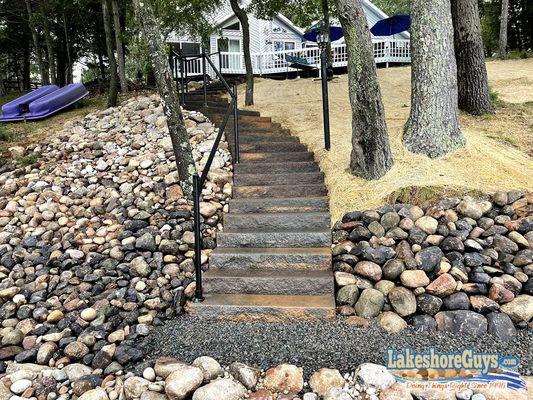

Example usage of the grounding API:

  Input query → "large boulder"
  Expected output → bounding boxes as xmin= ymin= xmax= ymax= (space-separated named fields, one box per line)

xmin=400 ymin=270 xmax=430 ymax=289
xmin=309 ymin=368 xmax=345 ymax=397
xmin=354 ymin=363 xmax=396 ymax=390
xmin=500 ymin=295 xmax=533 ymax=322
xmin=124 ymin=377 xmax=150 ymax=400
xmin=354 ymin=261 xmax=382 ymax=282
xmin=486 ymin=312 xmax=517 ymax=341
xmin=192 ymin=356 xmax=223 ymax=382
xmin=155 ymin=357 xmax=189 ymax=379
xmin=354 ymin=288 xmax=385 ymax=318
xmin=165 ymin=366 xmax=204 ymax=400
xmin=426 ymin=274 xmax=457 ymax=297
xmin=262 ymin=364 xmax=303 ymax=394
xmin=388 ymin=287 xmax=417 ymax=317
xmin=192 ymin=379 xmax=247 ymax=400
xmin=78 ymin=388 xmax=109 ymax=400
xmin=435 ymin=311 xmax=487 ymax=336
xmin=229 ymin=362 xmax=260 ymax=390
xmin=377 ymin=312 xmax=408 ymax=334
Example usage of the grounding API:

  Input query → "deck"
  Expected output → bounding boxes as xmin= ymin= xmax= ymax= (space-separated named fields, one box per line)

xmin=172 ymin=39 xmax=411 ymax=79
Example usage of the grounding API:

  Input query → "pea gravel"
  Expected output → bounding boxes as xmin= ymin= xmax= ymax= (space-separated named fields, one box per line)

xmin=141 ymin=316 xmax=533 ymax=377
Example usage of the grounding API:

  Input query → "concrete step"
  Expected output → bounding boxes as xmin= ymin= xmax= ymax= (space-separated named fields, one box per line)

xmin=235 ymin=161 xmax=318 ymax=174
xmin=186 ymin=293 xmax=336 ymax=321
xmin=224 ymin=211 xmax=330 ymax=230
xmin=239 ymin=131 xmax=292 ymax=138
xmin=239 ymin=152 xmax=314 ymax=163
xmin=240 ymin=142 xmax=308 ymax=153
xmin=203 ymin=269 xmax=334 ymax=295
xmin=217 ymin=229 xmax=331 ymax=248
xmin=240 ymin=135 xmax=299 ymax=144
xmin=234 ymin=184 xmax=327 ymax=199
xmin=189 ymin=106 xmax=260 ymax=117
xmin=210 ymin=115 xmax=273 ymax=124
xmin=240 ymin=128 xmax=291 ymax=135
xmin=183 ymin=100 xmax=230 ymax=108
xmin=229 ymin=197 xmax=329 ymax=213
xmin=234 ymin=171 xmax=324 ymax=186
xmin=209 ymin=247 xmax=332 ymax=271
xmin=223 ymin=121 xmax=282 ymax=130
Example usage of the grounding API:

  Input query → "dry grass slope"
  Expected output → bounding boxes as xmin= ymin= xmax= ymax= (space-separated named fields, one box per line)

xmin=241 ymin=58 xmax=533 ymax=221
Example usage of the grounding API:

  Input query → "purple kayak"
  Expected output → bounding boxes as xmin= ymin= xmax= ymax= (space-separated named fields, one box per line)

xmin=0 ymin=85 xmax=59 ymax=122
xmin=0 ymin=83 xmax=89 ymax=122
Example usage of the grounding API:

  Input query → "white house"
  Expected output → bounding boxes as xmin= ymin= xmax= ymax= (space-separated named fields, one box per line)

xmin=167 ymin=0 xmax=410 ymax=77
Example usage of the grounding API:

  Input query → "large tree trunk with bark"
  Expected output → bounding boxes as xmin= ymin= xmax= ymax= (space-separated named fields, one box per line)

xmin=333 ymin=0 xmax=393 ymax=180
xmin=230 ymin=0 xmax=254 ymax=106
xmin=451 ymin=0 xmax=493 ymax=115
xmin=132 ymin=0 xmax=196 ymax=198
xmin=498 ymin=0 xmax=509 ymax=58
xmin=404 ymin=0 xmax=465 ymax=158
xmin=111 ymin=0 xmax=128 ymax=92
xmin=25 ymin=0 xmax=49 ymax=85
xmin=101 ymin=0 xmax=118 ymax=107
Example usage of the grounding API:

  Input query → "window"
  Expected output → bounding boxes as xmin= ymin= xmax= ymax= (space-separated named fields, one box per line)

xmin=218 ymin=38 xmax=240 ymax=53
xmin=284 ymin=41 xmax=295 ymax=50
xmin=180 ymin=42 xmax=201 ymax=56
xmin=273 ymin=41 xmax=296 ymax=52
xmin=224 ymin=21 xmax=240 ymax=31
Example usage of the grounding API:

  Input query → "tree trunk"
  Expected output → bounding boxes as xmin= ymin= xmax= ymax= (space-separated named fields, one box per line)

xmin=333 ymin=0 xmax=393 ymax=180
xmin=131 ymin=0 xmax=196 ymax=198
xmin=403 ymin=0 xmax=465 ymax=159
xmin=0 ymin=70 xmax=5 ymax=96
xmin=498 ymin=0 xmax=509 ymax=58
xmin=63 ymin=13 xmax=73 ymax=84
xmin=101 ymin=0 xmax=118 ymax=107
xmin=25 ymin=0 xmax=49 ymax=85
xmin=230 ymin=0 xmax=254 ymax=106
xmin=22 ymin=46 xmax=31 ymax=90
xmin=322 ymin=0 xmax=334 ymax=75
xmin=41 ymin=1 xmax=56 ymax=85
xmin=451 ymin=0 xmax=494 ymax=115
xmin=111 ymin=0 xmax=128 ymax=92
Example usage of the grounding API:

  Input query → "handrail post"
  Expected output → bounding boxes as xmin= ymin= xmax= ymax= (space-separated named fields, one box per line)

xmin=233 ymin=83 xmax=239 ymax=164
xmin=185 ymin=60 xmax=189 ymax=93
xmin=202 ymin=53 xmax=208 ymax=107
xmin=193 ymin=174 xmax=204 ymax=302
xmin=180 ymin=57 xmax=185 ymax=105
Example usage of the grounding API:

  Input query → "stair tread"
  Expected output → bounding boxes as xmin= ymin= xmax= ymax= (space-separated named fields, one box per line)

xmin=222 ymin=228 xmax=330 ymax=233
xmin=235 ymin=183 xmax=325 ymax=188
xmin=206 ymin=268 xmax=331 ymax=278
xmin=212 ymin=247 xmax=331 ymax=255
xmin=192 ymin=294 xmax=335 ymax=309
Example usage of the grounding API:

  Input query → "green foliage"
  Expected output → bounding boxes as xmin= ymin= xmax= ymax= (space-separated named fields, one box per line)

xmin=16 ymin=153 xmax=38 ymax=166
xmin=0 ymin=126 xmax=14 ymax=142
xmin=489 ymin=86 xmax=501 ymax=106
xmin=125 ymin=36 xmax=153 ymax=84
xmin=252 ymin=0 xmax=323 ymax=29
xmin=372 ymin=0 xmax=410 ymax=16
xmin=479 ymin=0 xmax=500 ymax=56
xmin=155 ymin=0 xmax=223 ymax=43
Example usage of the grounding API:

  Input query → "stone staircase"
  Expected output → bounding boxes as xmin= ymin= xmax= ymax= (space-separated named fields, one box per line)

xmin=182 ymin=85 xmax=335 ymax=321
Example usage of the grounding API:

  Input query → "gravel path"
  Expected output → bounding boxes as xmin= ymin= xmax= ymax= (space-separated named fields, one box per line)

xmin=142 ymin=316 xmax=533 ymax=377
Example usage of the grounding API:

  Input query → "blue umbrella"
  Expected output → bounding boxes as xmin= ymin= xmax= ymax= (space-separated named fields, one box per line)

xmin=303 ymin=25 xmax=344 ymax=42
xmin=370 ymin=15 xmax=410 ymax=36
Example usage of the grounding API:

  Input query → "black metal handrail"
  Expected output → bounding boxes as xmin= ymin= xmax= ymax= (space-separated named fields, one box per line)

xmin=169 ymin=50 xmax=239 ymax=302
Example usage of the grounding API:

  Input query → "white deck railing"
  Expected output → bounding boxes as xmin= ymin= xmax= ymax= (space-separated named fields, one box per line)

xmin=174 ymin=39 xmax=410 ymax=78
